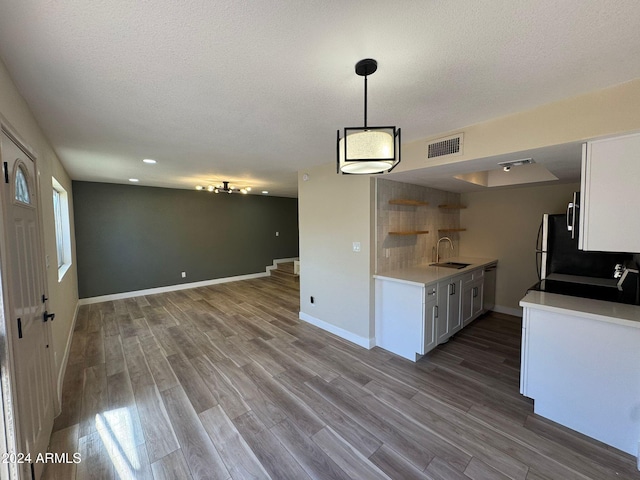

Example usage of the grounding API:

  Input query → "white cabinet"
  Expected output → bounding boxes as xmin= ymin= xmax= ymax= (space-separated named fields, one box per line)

xmin=375 ymin=279 xmax=424 ymax=361
xmin=579 ymin=132 xmax=640 ymax=252
xmin=462 ymin=267 xmax=486 ymax=327
xmin=437 ymin=275 xmax=462 ymax=343
xmin=462 ymin=277 xmax=483 ymax=326
xmin=520 ymin=300 xmax=640 ymax=457
xmin=423 ymin=284 xmax=438 ymax=354
xmin=374 ymin=260 xmax=497 ymax=361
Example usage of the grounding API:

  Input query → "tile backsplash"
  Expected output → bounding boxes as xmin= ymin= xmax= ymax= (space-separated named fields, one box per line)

xmin=376 ymin=178 xmax=462 ymax=272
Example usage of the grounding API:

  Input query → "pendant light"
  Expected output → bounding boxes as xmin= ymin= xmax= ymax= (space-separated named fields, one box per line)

xmin=337 ymin=59 xmax=401 ymax=174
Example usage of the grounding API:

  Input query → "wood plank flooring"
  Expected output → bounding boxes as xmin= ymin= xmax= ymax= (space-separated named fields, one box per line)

xmin=44 ymin=275 xmax=640 ymax=479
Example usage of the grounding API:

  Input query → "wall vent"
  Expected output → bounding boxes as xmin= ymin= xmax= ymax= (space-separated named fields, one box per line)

xmin=427 ymin=133 xmax=463 ymax=159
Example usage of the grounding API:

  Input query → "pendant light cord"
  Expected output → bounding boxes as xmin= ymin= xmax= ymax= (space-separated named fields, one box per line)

xmin=363 ymin=75 xmax=368 ymax=128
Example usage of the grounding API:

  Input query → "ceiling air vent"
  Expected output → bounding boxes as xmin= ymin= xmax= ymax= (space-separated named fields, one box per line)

xmin=427 ymin=133 xmax=463 ymax=159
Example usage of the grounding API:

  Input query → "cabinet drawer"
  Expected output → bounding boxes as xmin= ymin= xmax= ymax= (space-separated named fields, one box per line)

xmin=462 ymin=267 xmax=484 ymax=284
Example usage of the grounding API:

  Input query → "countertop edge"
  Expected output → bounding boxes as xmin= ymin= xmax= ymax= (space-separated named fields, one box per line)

xmin=374 ymin=257 xmax=498 ymax=286
xmin=520 ymin=290 xmax=640 ymax=328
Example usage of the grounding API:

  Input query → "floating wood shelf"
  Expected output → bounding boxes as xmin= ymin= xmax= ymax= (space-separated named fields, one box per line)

xmin=389 ymin=199 xmax=429 ymax=206
xmin=438 ymin=204 xmax=466 ymax=209
xmin=438 ymin=228 xmax=467 ymax=233
xmin=389 ymin=230 xmax=429 ymax=236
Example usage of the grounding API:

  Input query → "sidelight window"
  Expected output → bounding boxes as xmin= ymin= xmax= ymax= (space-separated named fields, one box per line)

xmin=52 ymin=177 xmax=72 ymax=280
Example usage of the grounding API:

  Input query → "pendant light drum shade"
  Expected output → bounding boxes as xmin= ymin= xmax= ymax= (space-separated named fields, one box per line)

xmin=337 ymin=126 xmax=400 ymax=174
xmin=336 ymin=58 xmax=401 ymax=174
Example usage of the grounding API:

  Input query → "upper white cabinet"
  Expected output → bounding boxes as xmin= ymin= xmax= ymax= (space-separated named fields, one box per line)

xmin=579 ymin=133 xmax=640 ymax=253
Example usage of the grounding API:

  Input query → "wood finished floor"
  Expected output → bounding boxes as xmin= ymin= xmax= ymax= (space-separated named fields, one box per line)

xmin=44 ymin=274 xmax=640 ymax=480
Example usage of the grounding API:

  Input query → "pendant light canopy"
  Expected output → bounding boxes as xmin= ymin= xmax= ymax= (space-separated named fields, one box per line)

xmin=337 ymin=59 xmax=401 ymax=174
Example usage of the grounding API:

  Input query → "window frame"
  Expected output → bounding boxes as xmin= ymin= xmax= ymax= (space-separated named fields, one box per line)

xmin=52 ymin=177 xmax=72 ymax=281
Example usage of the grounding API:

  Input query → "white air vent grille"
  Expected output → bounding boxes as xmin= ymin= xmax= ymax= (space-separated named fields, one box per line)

xmin=427 ymin=133 xmax=463 ymax=159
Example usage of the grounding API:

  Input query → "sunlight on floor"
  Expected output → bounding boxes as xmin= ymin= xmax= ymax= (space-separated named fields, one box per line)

xmin=96 ymin=409 xmax=140 ymax=478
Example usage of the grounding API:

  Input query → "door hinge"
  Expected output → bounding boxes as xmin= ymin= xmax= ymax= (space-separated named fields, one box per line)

xmin=17 ymin=318 xmax=23 ymax=339
xmin=3 ymin=162 xmax=8 ymax=184
xmin=42 ymin=294 xmax=48 ymax=303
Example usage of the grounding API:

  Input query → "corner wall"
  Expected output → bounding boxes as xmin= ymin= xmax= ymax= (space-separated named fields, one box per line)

xmin=298 ymin=163 xmax=375 ymax=346
xmin=376 ymin=179 xmax=461 ymax=272
xmin=459 ymin=182 xmax=580 ymax=313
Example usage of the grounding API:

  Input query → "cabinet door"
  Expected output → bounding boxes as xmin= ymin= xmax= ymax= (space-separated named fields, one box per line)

xmin=471 ymin=280 xmax=484 ymax=318
xmin=580 ymin=133 xmax=640 ymax=252
xmin=447 ymin=277 xmax=462 ymax=335
xmin=423 ymin=285 xmax=438 ymax=354
xmin=462 ymin=281 xmax=474 ymax=326
xmin=436 ymin=280 xmax=450 ymax=343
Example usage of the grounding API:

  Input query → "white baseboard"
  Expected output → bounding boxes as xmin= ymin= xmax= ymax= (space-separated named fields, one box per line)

xmin=491 ymin=304 xmax=523 ymax=317
xmin=298 ymin=311 xmax=374 ymax=350
xmin=79 ymin=257 xmax=300 ymax=305
xmin=56 ymin=300 xmax=80 ymax=415
xmin=265 ymin=257 xmax=299 ymax=272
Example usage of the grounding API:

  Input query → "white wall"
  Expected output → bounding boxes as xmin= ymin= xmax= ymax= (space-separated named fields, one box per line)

xmin=0 ymin=58 xmax=79 ymax=407
xmin=298 ymin=163 xmax=375 ymax=346
xmin=460 ymin=182 xmax=580 ymax=313
xmin=400 ymin=78 xmax=640 ymax=172
xmin=299 ymin=80 xmax=640 ymax=346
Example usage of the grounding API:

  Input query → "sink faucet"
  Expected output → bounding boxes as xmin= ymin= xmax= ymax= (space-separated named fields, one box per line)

xmin=436 ymin=236 xmax=454 ymax=262
xmin=614 ymin=263 xmax=639 ymax=291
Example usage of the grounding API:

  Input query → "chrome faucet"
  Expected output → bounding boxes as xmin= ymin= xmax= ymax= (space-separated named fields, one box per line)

xmin=436 ymin=236 xmax=454 ymax=262
xmin=614 ymin=263 xmax=639 ymax=291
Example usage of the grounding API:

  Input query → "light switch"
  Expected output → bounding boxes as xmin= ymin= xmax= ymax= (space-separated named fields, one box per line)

xmin=352 ymin=242 xmax=361 ymax=252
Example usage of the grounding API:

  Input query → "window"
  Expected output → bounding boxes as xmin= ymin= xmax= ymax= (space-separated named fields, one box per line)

xmin=15 ymin=165 xmax=31 ymax=204
xmin=52 ymin=178 xmax=72 ymax=281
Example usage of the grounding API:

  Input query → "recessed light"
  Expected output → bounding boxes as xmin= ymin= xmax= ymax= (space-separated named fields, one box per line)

xmin=262 ymin=190 xmax=269 ymax=195
xmin=142 ymin=159 xmax=157 ymax=164
xmin=129 ymin=178 xmax=139 ymax=182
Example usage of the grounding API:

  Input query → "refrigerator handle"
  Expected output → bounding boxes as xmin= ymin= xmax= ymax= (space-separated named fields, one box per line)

xmin=566 ymin=202 xmax=574 ymax=232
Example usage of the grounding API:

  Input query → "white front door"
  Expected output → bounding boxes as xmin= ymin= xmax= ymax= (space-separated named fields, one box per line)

xmin=1 ymin=130 xmax=54 ymax=480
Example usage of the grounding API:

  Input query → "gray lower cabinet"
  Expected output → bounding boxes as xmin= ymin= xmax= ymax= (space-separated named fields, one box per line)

xmin=462 ymin=276 xmax=484 ymax=326
xmin=424 ymin=284 xmax=438 ymax=354
xmin=436 ymin=275 xmax=462 ymax=343
xmin=375 ymin=260 xmax=496 ymax=362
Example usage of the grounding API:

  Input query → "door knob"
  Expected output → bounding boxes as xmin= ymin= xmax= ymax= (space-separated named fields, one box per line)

xmin=43 ymin=311 xmax=55 ymax=322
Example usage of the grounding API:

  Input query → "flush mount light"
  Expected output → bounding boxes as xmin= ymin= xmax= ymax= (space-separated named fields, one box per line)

xmin=337 ymin=58 xmax=401 ymax=175
xmin=262 ymin=191 xmax=269 ymax=195
xmin=142 ymin=159 xmax=157 ymax=164
xmin=195 ymin=181 xmax=251 ymax=194
xmin=129 ymin=178 xmax=139 ymax=182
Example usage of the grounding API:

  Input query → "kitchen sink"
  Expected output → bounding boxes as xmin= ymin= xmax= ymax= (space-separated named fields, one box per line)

xmin=430 ymin=262 xmax=471 ymax=269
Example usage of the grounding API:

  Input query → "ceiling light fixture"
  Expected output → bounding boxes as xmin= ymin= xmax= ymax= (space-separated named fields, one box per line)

xmin=498 ymin=158 xmax=534 ymax=172
xmin=142 ymin=159 xmax=157 ymax=164
xmin=129 ymin=178 xmax=139 ymax=182
xmin=337 ymin=58 xmax=401 ymax=175
xmin=195 ymin=181 xmax=251 ymax=194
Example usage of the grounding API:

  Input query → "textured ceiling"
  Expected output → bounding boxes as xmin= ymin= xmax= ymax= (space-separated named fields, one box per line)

xmin=1 ymin=1 xmax=640 ymax=197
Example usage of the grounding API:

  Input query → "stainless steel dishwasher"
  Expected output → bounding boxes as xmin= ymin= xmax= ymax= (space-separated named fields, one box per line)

xmin=483 ymin=263 xmax=497 ymax=311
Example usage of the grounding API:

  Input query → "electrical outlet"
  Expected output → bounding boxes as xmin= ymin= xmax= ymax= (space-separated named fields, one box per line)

xmin=181 ymin=271 xmax=186 ymax=278
xmin=276 ymin=231 xmax=279 ymax=237
xmin=353 ymin=241 xmax=361 ymax=252
xmin=310 ymin=296 xmax=315 ymax=304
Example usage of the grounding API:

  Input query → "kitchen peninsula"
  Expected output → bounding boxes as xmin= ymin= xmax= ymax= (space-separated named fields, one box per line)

xmin=520 ymin=290 xmax=640 ymax=460
xmin=374 ymin=257 xmax=497 ymax=361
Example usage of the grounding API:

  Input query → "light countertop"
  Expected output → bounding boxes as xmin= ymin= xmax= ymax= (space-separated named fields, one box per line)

xmin=373 ymin=257 xmax=498 ymax=287
xmin=520 ymin=290 xmax=640 ymax=329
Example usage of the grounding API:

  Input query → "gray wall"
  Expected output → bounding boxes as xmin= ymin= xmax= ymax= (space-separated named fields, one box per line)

xmin=73 ymin=181 xmax=299 ymax=298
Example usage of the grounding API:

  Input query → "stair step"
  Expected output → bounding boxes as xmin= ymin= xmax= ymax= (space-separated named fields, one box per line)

xmin=276 ymin=262 xmax=295 ymax=274
xmin=270 ymin=262 xmax=299 ymax=283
